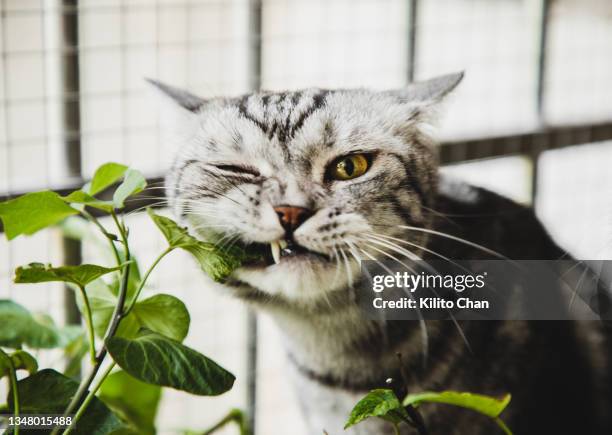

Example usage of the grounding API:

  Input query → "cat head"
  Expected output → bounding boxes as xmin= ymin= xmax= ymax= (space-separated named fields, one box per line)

xmin=154 ymin=73 xmax=462 ymax=304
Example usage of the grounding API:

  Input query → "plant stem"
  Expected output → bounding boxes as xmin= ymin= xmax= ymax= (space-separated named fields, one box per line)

xmin=396 ymin=353 xmax=428 ymax=435
xmin=393 ymin=423 xmax=401 ymax=435
xmin=123 ymin=247 xmax=173 ymax=315
xmin=80 ymin=209 xmax=121 ymax=266
xmin=494 ymin=418 xmax=513 ymax=435
xmin=201 ymin=409 xmax=249 ymax=435
xmin=62 ymin=362 xmax=116 ymax=435
xmin=51 ymin=357 xmax=101 ymax=435
xmin=76 ymin=285 xmax=96 ymax=364
xmin=100 ymin=212 xmax=131 ymax=344
xmin=54 ymin=212 xmax=132 ymax=435
xmin=0 ymin=349 xmax=20 ymax=435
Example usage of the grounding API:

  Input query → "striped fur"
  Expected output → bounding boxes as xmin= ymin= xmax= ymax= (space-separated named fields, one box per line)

xmin=155 ymin=74 xmax=612 ymax=434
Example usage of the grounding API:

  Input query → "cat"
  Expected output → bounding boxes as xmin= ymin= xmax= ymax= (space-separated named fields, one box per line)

xmin=151 ymin=73 xmax=612 ymax=434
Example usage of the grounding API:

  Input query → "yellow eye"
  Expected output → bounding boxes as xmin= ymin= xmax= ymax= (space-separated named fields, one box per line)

xmin=329 ymin=154 xmax=370 ymax=181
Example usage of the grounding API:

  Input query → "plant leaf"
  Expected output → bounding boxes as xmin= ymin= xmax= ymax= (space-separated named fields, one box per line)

xmin=106 ymin=329 xmax=235 ymax=396
xmin=6 ymin=369 xmax=123 ymax=435
xmin=78 ymin=279 xmax=134 ymax=339
xmin=8 ymin=350 xmax=38 ymax=374
xmin=402 ymin=391 xmax=512 ymax=418
xmin=99 ymin=369 xmax=162 ymax=434
xmin=87 ymin=162 xmax=128 ymax=196
xmin=83 ymin=279 xmax=189 ymax=342
xmin=0 ymin=300 xmax=80 ymax=349
xmin=129 ymin=294 xmax=190 ymax=342
xmin=0 ymin=349 xmax=38 ymax=379
xmin=147 ymin=209 xmax=252 ymax=282
xmin=113 ymin=169 xmax=147 ymax=208
xmin=63 ymin=333 xmax=88 ymax=379
xmin=14 ymin=262 xmax=123 ymax=287
xmin=0 ymin=191 xmax=78 ymax=240
xmin=0 ymin=350 xmax=36 ymax=379
xmin=63 ymin=190 xmax=115 ymax=212
xmin=345 ymin=389 xmax=409 ymax=429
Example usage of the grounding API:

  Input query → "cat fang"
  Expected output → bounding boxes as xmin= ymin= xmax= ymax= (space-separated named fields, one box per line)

xmin=268 ymin=239 xmax=330 ymax=264
xmin=269 ymin=239 xmax=288 ymax=264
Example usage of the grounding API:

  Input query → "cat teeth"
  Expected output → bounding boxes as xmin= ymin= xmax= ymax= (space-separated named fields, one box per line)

xmin=270 ymin=241 xmax=281 ymax=264
xmin=279 ymin=239 xmax=288 ymax=249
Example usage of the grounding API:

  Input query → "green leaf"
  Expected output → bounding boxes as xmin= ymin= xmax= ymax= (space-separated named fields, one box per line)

xmin=83 ymin=278 xmax=189 ymax=342
xmin=344 ymin=389 xmax=409 ymax=429
xmin=0 ymin=349 xmax=38 ymax=379
xmin=63 ymin=333 xmax=88 ymax=379
xmin=7 ymin=369 xmax=123 ymax=435
xmin=106 ymin=329 xmax=235 ymax=396
xmin=113 ymin=169 xmax=146 ymax=208
xmin=0 ymin=300 xmax=80 ymax=349
xmin=147 ymin=209 xmax=252 ymax=282
xmin=14 ymin=262 xmax=123 ymax=288
xmin=402 ymin=391 xmax=512 ymax=419
xmin=63 ymin=190 xmax=115 ymax=212
xmin=78 ymin=279 xmax=128 ymax=339
xmin=99 ymin=370 xmax=162 ymax=434
xmin=87 ymin=162 xmax=128 ymax=196
xmin=0 ymin=351 xmax=12 ymax=379
xmin=8 ymin=350 xmax=38 ymax=374
xmin=129 ymin=294 xmax=190 ymax=342
xmin=0 ymin=191 xmax=78 ymax=240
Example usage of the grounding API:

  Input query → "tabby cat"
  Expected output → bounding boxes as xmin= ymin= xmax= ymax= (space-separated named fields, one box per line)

xmin=152 ymin=74 xmax=612 ymax=434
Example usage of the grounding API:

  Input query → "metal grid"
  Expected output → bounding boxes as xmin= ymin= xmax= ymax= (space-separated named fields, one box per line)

xmin=1 ymin=1 xmax=612 ymax=434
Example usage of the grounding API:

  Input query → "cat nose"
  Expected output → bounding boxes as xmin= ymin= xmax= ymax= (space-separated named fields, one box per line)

xmin=274 ymin=205 xmax=312 ymax=233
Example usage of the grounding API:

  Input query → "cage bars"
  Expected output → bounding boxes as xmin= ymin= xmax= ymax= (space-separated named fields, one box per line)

xmin=1 ymin=2 xmax=612 ymax=432
xmin=406 ymin=0 xmax=418 ymax=83
xmin=55 ymin=0 xmax=84 ymax=366
xmin=246 ymin=1 xmax=263 ymax=433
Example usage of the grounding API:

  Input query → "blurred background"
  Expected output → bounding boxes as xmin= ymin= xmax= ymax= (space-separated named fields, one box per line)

xmin=1 ymin=0 xmax=611 ymax=433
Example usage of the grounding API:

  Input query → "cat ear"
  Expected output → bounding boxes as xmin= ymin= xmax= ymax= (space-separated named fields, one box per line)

xmin=387 ymin=71 xmax=464 ymax=104
xmin=145 ymin=78 xmax=206 ymax=112
xmin=146 ymin=79 xmax=206 ymax=141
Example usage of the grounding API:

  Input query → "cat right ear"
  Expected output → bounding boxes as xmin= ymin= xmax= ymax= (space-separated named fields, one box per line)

xmin=387 ymin=72 xmax=464 ymax=104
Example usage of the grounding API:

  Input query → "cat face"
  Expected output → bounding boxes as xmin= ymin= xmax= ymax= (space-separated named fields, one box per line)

xmin=157 ymin=74 xmax=462 ymax=302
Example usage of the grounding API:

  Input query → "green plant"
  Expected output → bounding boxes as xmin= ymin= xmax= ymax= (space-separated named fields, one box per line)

xmin=345 ymin=388 xmax=512 ymax=435
xmin=0 ymin=163 xmax=253 ymax=435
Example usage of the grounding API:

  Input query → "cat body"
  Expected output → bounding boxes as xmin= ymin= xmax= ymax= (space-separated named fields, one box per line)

xmin=153 ymin=74 xmax=612 ymax=434
xmin=268 ymin=180 xmax=612 ymax=434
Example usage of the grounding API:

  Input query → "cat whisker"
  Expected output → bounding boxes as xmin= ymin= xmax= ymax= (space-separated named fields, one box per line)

xmin=345 ymin=240 xmax=363 ymax=266
xmin=366 ymin=232 xmax=503 ymax=296
xmin=357 ymin=245 xmax=429 ymax=364
xmin=358 ymin=238 xmax=473 ymax=356
xmin=396 ymin=225 xmax=513 ymax=262
xmin=122 ymin=201 xmax=172 ymax=218
xmin=370 ymin=233 xmax=472 ymax=275
xmin=330 ymin=244 xmax=344 ymax=288
xmin=338 ymin=248 xmax=354 ymax=289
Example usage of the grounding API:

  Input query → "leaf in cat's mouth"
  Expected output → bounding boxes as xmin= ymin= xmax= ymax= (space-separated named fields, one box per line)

xmin=241 ymin=239 xmax=329 ymax=266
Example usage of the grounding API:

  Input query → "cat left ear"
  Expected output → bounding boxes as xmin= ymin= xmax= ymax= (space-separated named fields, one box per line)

xmin=145 ymin=78 xmax=206 ymax=113
xmin=388 ymin=71 xmax=464 ymax=104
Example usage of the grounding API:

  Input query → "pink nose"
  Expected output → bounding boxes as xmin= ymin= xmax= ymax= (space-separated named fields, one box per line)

xmin=273 ymin=205 xmax=312 ymax=233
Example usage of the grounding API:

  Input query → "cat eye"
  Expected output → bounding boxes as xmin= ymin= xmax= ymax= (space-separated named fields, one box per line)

xmin=327 ymin=154 xmax=371 ymax=181
xmin=213 ymin=164 xmax=260 ymax=176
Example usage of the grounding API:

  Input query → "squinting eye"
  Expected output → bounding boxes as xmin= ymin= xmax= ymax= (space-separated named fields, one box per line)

xmin=214 ymin=164 xmax=260 ymax=176
xmin=328 ymin=154 xmax=370 ymax=181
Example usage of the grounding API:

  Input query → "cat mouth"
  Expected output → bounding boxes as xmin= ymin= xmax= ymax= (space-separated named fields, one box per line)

xmin=243 ymin=238 xmax=329 ymax=266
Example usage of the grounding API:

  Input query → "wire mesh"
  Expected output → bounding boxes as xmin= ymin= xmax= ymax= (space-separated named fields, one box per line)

xmin=1 ymin=1 xmax=612 ymax=434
